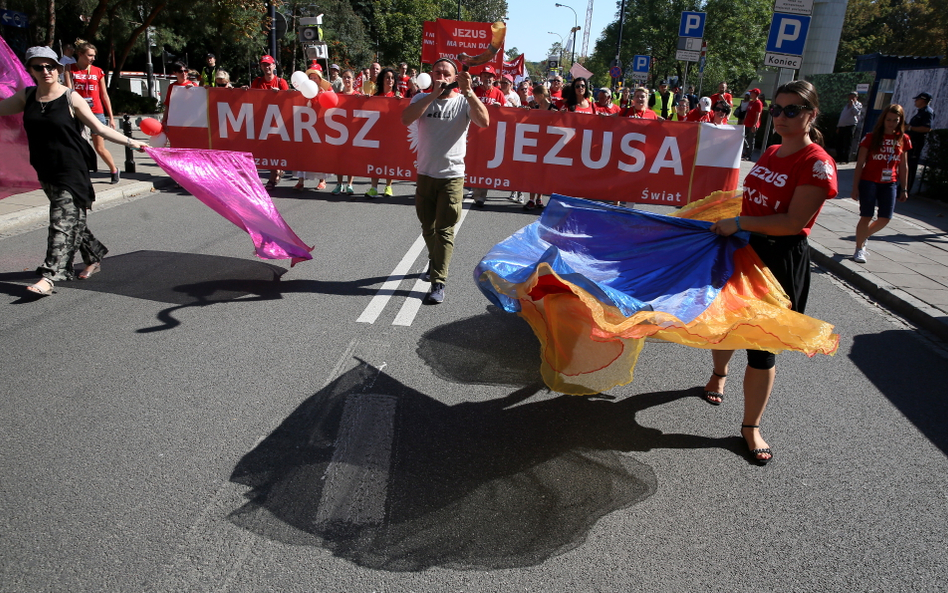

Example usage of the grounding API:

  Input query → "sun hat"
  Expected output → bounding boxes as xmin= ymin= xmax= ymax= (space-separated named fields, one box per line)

xmin=25 ymin=46 xmax=63 ymax=68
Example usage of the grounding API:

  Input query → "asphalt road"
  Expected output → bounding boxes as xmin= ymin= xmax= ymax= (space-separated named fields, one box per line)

xmin=1 ymin=180 xmax=946 ymax=592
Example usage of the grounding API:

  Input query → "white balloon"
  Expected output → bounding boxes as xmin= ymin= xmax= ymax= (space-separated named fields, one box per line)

xmin=149 ymin=132 xmax=167 ymax=147
xmin=291 ymin=71 xmax=308 ymax=91
xmin=300 ymin=79 xmax=319 ymax=99
xmin=416 ymin=72 xmax=431 ymax=90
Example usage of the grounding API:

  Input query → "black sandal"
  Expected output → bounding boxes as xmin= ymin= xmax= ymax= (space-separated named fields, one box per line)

xmin=703 ymin=370 xmax=726 ymax=405
xmin=741 ymin=424 xmax=773 ymax=466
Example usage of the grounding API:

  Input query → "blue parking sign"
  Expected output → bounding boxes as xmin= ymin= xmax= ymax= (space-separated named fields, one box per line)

xmin=632 ymin=55 xmax=650 ymax=73
xmin=766 ymin=13 xmax=810 ymax=56
xmin=679 ymin=12 xmax=706 ymax=38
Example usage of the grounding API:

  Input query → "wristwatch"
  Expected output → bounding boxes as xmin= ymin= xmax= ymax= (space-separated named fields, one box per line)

xmin=464 ymin=89 xmax=475 ymax=99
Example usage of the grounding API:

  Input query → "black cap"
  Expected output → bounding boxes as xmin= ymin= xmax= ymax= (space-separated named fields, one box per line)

xmin=914 ymin=92 xmax=932 ymax=102
xmin=207 ymin=53 xmax=215 ymax=58
xmin=659 ymin=80 xmax=668 ymax=85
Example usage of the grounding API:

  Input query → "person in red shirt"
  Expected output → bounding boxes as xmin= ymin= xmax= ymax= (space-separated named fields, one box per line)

xmin=684 ymin=96 xmax=712 ymax=122
xmin=365 ymin=68 xmax=401 ymax=197
xmin=473 ymin=66 xmax=506 ymax=107
xmin=621 ymin=87 xmax=659 ymax=119
xmin=161 ymin=60 xmax=198 ymax=126
xmin=396 ymin=62 xmax=411 ymax=97
xmin=595 ymin=88 xmax=620 ymax=115
xmin=66 ymin=40 xmax=120 ymax=183
xmin=549 ymin=75 xmax=564 ymax=100
xmin=742 ymin=88 xmax=764 ymax=160
xmin=710 ymin=81 xmax=732 ymax=107
xmin=250 ymin=55 xmax=288 ymax=92
xmin=249 ymin=55 xmax=288 ymax=187
xmin=850 ymin=103 xmax=911 ymax=263
xmin=672 ymin=97 xmax=690 ymax=121
xmin=706 ymin=80 xmax=838 ymax=466
xmin=563 ymin=77 xmax=594 ymax=113
xmin=711 ymin=100 xmax=731 ymax=125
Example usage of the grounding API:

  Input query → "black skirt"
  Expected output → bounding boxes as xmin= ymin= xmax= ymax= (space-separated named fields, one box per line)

xmin=749 ymin=234 xmax=810 ymax=314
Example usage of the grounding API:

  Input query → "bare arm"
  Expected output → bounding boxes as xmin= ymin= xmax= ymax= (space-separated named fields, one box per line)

xmin=0 ymin=88 xmax=27 ymax=116
xmin=458 ymin=72 xmax=489 ymax=128
xmin=711 ymin=185 xmax=828 ymax=237
xmin=401 ymin=79 xmax=444 ymax=126
xmin=851 ymin=145 xmax=868 ymax=201
xmin=898 ymin=152 xmax=909 ymax=201
xmin=98 ymin=77 xmax=115 ymax=126
xmin=71 ymin=92 xmax=145 ymax=150
xmin=64 ymin=69 xmax=74 ymax=90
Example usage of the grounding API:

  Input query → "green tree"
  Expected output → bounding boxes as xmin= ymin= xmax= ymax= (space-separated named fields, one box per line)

xmin=586 ymin=0 xmax=771 ymax=91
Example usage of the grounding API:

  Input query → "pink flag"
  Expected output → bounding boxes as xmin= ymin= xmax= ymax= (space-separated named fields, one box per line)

xmin=0 ymin=36 xmax=41 ymax=199
xmin=145 ymin=147 xmax=314 ymax=265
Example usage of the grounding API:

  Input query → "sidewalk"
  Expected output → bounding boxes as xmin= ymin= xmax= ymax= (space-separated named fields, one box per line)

xmin=807 ymin=161 xmax=948 ymax=340
xmin=1 ymin=136 xmax=946 ymax=340
xmin=0 ymin=128 xmax=170 ymax=230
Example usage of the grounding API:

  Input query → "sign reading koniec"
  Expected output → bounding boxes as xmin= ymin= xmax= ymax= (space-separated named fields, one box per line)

xmin=164 ymin=87 xmax=742 ymax=205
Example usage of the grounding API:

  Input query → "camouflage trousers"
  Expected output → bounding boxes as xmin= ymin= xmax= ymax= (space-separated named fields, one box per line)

xmin=36 ymin=183 xmax=108 ymax=282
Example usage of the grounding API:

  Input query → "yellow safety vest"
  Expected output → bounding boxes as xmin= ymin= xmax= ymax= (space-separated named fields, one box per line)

xmin=651 ymin=90 xmax=673 ymax=117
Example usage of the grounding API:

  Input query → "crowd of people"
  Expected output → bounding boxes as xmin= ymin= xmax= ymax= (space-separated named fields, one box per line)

xmin=6 ymin=41 xmax=942 ymax=468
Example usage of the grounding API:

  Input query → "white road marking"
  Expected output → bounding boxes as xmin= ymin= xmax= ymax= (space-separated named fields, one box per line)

xmin=357 ymin=200 xmax=473 ymax=326
xmin=314 ymin=393 xmax=398 ymax=528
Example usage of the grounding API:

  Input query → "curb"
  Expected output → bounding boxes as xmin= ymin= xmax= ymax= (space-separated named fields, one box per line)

xmin=0 ymin=179 xmax=171 ymax=233
xmin=808 ymin=238 xmax=948 ymax=342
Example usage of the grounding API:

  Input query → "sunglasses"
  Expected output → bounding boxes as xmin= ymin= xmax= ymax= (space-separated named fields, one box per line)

xmin=215 ymin=82 xmax=228 ymax=87
xmin=30 ymin=64 xmax=58 ymax=72
xmin=712 ymin=107 xmax=728 ymax=113
xmin=769 ymin=103 xmax=812 ymax=119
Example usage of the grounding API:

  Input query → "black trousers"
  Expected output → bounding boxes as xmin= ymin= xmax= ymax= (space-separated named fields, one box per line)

xmin=836 ymin=126 xmax=855 ymax=163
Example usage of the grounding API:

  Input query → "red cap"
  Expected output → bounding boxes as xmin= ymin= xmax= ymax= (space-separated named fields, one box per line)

xmin=308 ymin=61 xmax=322 ymax=72
xmin=259 ymin=55 xmax=276 ymax=64
xmin=481 ymin=65 xmax=496 ymax=75
xmin=502 ymin=74 xmax=514 ymax=83
xmin=750 ymin=88 xmax=761 ymax=94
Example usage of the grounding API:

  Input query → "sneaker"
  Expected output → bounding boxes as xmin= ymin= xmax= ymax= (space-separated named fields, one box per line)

xmin=474 ymin=199 xmax=486 ymax=208
xmin=365 ymin=187 xmax=379 ymax=198
xmin=384 ymin=185 xmax=394 ymax=197
xmin=536 ymin=197 xmax=545 ymax=209
xmin=853 ymin=248 xmax=868 ymax=264
xmin=316 ymin=180 xmax=327 ymax=190
xmin=110 ymin=170 xmax=120 ymax=184
xmin=427 ymin=282 xmax=445 ymax=304
xmin=509 ymin=191 xmax=521 ymax=201
xmin=331 ymin=183 xmax=343 ymax=195
xmin=524 ymin=200 xmax=535 ymax=210
xmin=345 ymin=185 xmax=355 ymax=195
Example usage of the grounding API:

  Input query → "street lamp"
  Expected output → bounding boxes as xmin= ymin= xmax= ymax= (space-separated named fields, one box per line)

xmin=555 ymin=3 xmax=579 ymax=67
xmin=548 ymin=31 xmax=564 ymax=67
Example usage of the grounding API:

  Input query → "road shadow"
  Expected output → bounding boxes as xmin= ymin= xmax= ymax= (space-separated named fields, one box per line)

xmin=849 ymin=330 xmax=948 ymax=456
xmin=417 ymin=306 xmax=543 ymax=386
xmin=60 ymin=250 xmax=415 ymax=332
xmin=228 ymin=360 xmax=733 ymax=572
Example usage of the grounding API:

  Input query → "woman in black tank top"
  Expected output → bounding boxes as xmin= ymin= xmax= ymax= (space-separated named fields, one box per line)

xmin=0 ymin=46 xmax=145 ymax=295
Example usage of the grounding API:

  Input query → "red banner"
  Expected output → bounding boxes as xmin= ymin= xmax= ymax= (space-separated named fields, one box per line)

xmin=164 ymin=87 xmax=742 ymax=205
xmin=420 ymin=19 xmax=504 ymax=73
xmin=503 ymin=54 xmax=525 ymax=78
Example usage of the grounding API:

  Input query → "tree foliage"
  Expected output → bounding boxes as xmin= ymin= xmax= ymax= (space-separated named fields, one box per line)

xmin=586 ymin=0 xmax=773 ymax=91
xmin=836 ymin=0 xmax=948 ymax=71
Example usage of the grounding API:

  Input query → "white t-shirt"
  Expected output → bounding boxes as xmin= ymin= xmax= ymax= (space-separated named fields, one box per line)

xmin=410 ymin=92 xmax=472 ymax=179
xmin=504 ymin=91 xmax=521 ymax=107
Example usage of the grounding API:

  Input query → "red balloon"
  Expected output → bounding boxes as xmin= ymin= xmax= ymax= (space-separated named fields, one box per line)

xmin=139 ymin=117 xmax=163 ymax=136
xmin=317 ymin=91 xmax=339 ymax=108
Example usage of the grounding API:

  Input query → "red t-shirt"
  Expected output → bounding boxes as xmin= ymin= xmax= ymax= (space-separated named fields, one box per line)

xmin=744 ymin=99 xmax=763 ymax=129
xmin=474 ymin=85 xmax=506 ymax=106
xmin=163 ymin=80 xmax=198 ymax=108
xmin=377 ymin=91 xmax=398 ymax=98
xmin=251 ymin=76 xmax=289 ymax=91
xmin=570 ymin=103 xmax=595 ymax=114
xmin=711 ymin=92 xmax=732 ymax=106
xmin=684 ymin=109 xmax=711 ymax=122
xmin=69 ymin=64 xmax=106 ymax=114
xmin=397 ymin=75 xmax=410 ymax=96
xmin=597 ymin=103 xmax=621 ymax=115
xmin=742 ymin=144 xmax=838 ymax=236
xmin=858 ymin=132 xmax=912 ymax=184
xmin=621 ymin=107 xmax=659 ymax=119
xmin=550 ymin=89 xmax=563 ymax=99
